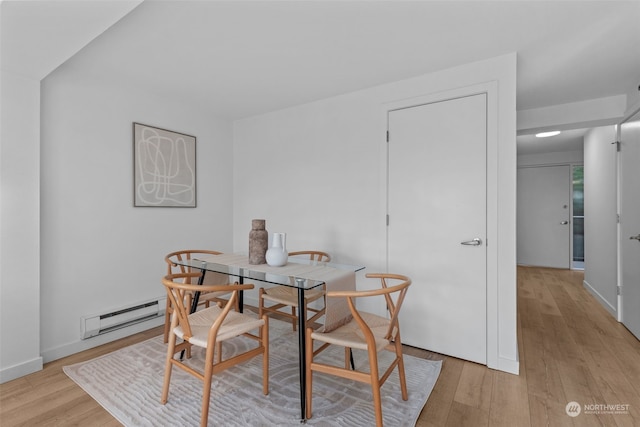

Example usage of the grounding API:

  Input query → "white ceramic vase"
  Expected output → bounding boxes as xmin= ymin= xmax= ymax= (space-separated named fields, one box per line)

xmin=266 ymin=232 xmax=288 ymax=267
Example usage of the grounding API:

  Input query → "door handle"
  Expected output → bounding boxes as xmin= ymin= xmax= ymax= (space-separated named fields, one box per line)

xmin=630 ymin=234 xmax=640 ymax=241
xmin=560 ymin=221 xmax=569 ymax=225
xmin=461 ymin=238 xmax=482 ymax=246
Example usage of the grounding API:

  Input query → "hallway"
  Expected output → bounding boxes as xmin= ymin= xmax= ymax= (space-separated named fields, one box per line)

xmin=416 ymin=266 xmax=640 ymax=426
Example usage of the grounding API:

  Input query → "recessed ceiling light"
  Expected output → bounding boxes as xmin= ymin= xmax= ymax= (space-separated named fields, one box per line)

xmin=535 ymin=131 xmax=561 ymax=138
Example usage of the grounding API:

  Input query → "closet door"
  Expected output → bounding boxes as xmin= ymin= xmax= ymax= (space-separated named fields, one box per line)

xmin=620 ymin=109 xmax=640 ymax=340
xmin=388 ymin=94 xmax=487 ymax=364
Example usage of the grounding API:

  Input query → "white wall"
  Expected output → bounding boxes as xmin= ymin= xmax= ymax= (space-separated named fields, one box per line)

xmin=517 ymin=150 xmax=583 ymax=167
xmin=36 ymin=60 xmax=235 ymax=362
xmin=517 ymin=96 xmax=626 ymax=135
xmin=583 ymin=125 xmax=618 ymax=315
xmin=627 ymin=87 xmax=640 ymax=111
xmin=0 ymin=70 xmax=43 ymax=382
xmin=1 ymin=0 xmax=143 ymax=382
xmin=233 ymin=54 xmax=519 ymax=374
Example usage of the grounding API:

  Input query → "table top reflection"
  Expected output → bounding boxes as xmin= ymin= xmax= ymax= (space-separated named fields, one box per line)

xmin=173 ymin=253 xmax=364 ymax=289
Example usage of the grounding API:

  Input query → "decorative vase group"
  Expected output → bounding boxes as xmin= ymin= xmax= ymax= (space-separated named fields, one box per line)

xmin=266 ymin=232 xmax=288 ymax=267
xmin=249 ymin=219 xmax=288 ymax=267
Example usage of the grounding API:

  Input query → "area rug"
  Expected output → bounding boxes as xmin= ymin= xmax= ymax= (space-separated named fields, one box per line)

xmin=64 ymin=320 xmax=441 ymax=426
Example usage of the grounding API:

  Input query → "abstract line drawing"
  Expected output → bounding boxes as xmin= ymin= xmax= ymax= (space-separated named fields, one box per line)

xmin=133 ymin=123 xmax=196 ymax=207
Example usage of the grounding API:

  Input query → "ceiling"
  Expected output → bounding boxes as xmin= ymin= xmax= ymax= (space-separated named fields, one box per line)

xmin=3 ymin=1 xmax=640 ymax=152
xmin=516 ymin=128 xmax=589 ymax=156
xmin=0 ymin=0 xmax=142 ymax=80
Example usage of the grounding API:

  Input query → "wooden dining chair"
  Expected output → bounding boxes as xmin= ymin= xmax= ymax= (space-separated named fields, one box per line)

xmin=305 ymin=273 xmax=411 ymax=427
xmin=163 ymin=250 xmax=239 ymax=343
xmin=258 ymin=250 xmax=331 ymax=331
xmin=161 ymin=272 xmax=269 ymax=427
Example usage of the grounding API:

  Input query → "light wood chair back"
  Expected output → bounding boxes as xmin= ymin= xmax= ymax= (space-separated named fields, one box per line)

xmin=163 ymin=250 xmax=237 ymax=343
xmin=165 ymin=249 xmax=227 ymax=281
xmin=161 ymin=272 xmax=269 ymax=427
xmin=305 ymin=273 xmax=411 ymax=427
xmin=259 ymin=250 xmax=331 ymax=331
xmin=288 ymin=250 xmax=331 ymax=262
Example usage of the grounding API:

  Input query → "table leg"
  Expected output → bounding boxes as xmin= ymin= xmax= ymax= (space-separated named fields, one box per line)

xmin=238 ymin=276 xmax=244 ymax=313
xmin=297 ymin=282 xmax=307 ymax=422
xmin=189 ymin=270 xmax=206 ymax=313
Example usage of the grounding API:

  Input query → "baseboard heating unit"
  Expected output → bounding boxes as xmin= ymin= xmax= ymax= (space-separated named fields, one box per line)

xmin=81 ymin=296 xmax=166 ymax=339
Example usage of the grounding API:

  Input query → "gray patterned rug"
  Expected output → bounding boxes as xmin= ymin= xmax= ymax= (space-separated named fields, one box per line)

xmin=64 ymin=320 xmax=441 ymax=426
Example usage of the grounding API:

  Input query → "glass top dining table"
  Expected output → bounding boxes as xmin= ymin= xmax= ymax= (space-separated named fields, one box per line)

xmin=172 ymin=253 xmax=364 ymax=422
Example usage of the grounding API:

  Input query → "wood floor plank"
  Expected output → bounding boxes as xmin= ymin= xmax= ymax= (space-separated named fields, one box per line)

xmin=453 ymin=362 xmax=493 ymax=411
xmin=526 ymin=325 xmax=572 ymax=426
xmin=444 ymin=401 xmax=489 ymax=427
xmin=1 ymin=383 xmax=86 ymax=425
xmin=608 ymin=336 xmax=640 ymax=395
xmin=488 ymin=370 xmax=531 ymax=427
xmin=416 ymin=356 xmax=464 ymax=427
xmin=521 ymin=324 xmax=567 ymax=403
xmin=1 ymin=373 xmax=77 ymax=413
xmin=528 ymin=393 xmax=577 ymax=427
xmin=581 ymin=352 xmax=640 ymax=427
xmin=12 ymin=394 xmax=100 ymax=427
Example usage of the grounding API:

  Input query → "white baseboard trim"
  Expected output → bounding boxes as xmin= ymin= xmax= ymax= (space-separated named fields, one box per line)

xmin=491 ymin=357 xmax=519 ymax=375
xmin=0 ymin=356 xmax=43 ymax=384
xmin=42 ymin=296 xmax=264 ymax=366
xmin=41 ymin=316 xmax=165 ymax=364
xmin=583 ymin=279 xmax=617 ymax=317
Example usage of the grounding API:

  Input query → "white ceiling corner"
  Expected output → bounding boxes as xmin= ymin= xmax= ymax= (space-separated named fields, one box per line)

xmin=1 ymin=0 xmax=142 ymax=80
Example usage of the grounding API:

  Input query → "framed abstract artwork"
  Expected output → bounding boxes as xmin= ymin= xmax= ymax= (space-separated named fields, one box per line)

xmin=133 ymin=123 xmax=197 ymax=207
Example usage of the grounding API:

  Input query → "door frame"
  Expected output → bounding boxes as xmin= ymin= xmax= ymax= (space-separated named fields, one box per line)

xmin=616 ymin=101 xmax=640 ymax=323
xmin=382 ymin=81 xmax=508 ymax=372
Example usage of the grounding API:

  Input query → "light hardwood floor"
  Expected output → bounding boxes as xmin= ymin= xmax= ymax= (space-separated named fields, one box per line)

xmin=1 ymin=266 xmax=639 ymax=426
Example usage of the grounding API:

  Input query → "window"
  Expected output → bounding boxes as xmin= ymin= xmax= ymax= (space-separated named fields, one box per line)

xmin=573 ymin=165 xmax=584 ymax=269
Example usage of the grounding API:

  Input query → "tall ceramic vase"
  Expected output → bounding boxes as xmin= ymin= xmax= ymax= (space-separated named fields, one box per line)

xmin=266 ymin=232 xmax=288 ymax=267
xmin=249 ymin=219 xmax=268 ymax=264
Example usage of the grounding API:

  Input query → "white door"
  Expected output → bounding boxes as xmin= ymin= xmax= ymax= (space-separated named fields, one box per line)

xmin=388 ymin=94 xmax=487 ymax=364
xmin=517 ymin=165 xmax=572 ymax=268
xmin=620 ymin=109 xmax=640 ymax=340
